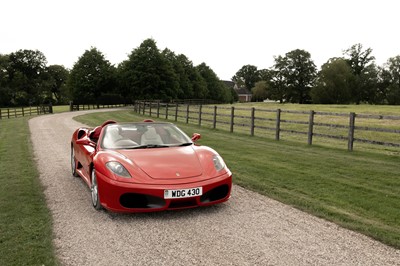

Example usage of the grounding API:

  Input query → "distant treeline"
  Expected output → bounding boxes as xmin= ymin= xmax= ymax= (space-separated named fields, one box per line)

xmin=1 ymin=40 xmax=399 ymax=107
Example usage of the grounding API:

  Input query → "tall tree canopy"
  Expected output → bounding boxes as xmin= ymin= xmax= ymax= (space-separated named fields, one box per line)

xmin=44 ymin=65 xmax=69 ymax=103
xmin=7 ymin=49 xmax=48 ymax=105
xmin=343 ymin=43 xmax=378 ymax=104
xmin=119 ymin=39 xmax=178 ymax=101
xmin=196 ymin=63 xmax=232 ymax=102
xmin=269 ymin=50 xmax=317 ymax=104
xmin=67 ymin=47 xmax=116 ymax=104
xmin=232 ymin=64 xmax=261 ymax=90
xmin=378 ymin=56 xmax=400 ymax=104
xmin=311 ymin=58 xmax=353 ymax=104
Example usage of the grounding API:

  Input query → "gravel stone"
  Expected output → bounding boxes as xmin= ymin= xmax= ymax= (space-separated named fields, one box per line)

xmin=29 ymin=110 xmax=400 ymax=266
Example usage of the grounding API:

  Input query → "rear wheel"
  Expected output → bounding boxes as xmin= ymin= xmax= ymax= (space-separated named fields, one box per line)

xmin=71 ymin=145 xmax=79 ymax=177
xmin=91 ymin=168 xmax=102 ymax=210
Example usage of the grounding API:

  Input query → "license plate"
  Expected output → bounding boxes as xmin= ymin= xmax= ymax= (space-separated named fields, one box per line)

xmin=164 ymin=187 xmax=202 ymax=199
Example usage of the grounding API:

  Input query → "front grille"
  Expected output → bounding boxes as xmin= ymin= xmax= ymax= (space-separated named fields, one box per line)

xmin=120 ymin=193 xmax=165 ymax=209
xmin=168 ymin=198 xmax=198 ymax=209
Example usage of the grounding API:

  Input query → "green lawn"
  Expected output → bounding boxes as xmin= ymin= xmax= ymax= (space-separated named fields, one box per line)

xmin=75 ymin=110 xmax=400 ymax=248
xmin=0 ymin=117 xmax=57 ymax=265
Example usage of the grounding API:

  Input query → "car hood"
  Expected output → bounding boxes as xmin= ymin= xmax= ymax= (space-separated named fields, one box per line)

xmin=117 ymin=146 xmax=203 ymax=179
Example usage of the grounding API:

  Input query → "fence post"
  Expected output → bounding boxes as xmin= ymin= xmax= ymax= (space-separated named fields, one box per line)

xmin=0 ymin=109 xmax=2 ymax=119
xmin=275 ymin=109 xmax=281 ymax=140
xmin=348 ymin=112 xmax=356 ymax=151
xmin=213 ymin=105 xmax=217 ymax=129
xmin=198 ymin=105 xmax=202 ymax=126
xmin=175 ymin=103 xmax=178 ymax=122
xmin=142 ymin=102 xmax=146 ymax=115
xmin=149 ymin=102 xmax=152 ymax=117
xmin=8 ymin=109 xmax=10 ymax=118
xmin=250 ymin=107 xmax=255 ymax=136
xmin=186 ymin=104 xmax=190 ymax=123
xmin=308 ymin=110 xmax=314 ymax=145
xmin=14 ymin=108 xmax=17 ymax=117
xmin=230 ymin=106 xmax=235 ymax=133
xmin=165 ymin=103 xmax=169 ymax=120
xmin=157 ymin=101 xmax=160 ymax=118
xmin=22 ymin=107 xmax=24 ymax=117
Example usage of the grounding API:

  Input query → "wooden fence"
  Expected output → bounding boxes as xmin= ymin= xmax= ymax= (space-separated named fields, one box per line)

xmin=69 ymin=103 xmax=128 ymax=111
xmin=0 ymin=105 xmax=52 ymax=119
xmin=134 ymin=101 xmax=400 ymax=151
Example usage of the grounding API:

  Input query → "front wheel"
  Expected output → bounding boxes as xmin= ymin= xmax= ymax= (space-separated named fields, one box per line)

xmin=91 ymin=168 xmax=103 ymax=210
xmin=71 ymin=145 xmax=79 ymax=177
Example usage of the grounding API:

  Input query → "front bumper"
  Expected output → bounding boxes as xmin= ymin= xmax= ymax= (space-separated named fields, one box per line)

xmin=96 ymin=171 xmax=232 ymax=213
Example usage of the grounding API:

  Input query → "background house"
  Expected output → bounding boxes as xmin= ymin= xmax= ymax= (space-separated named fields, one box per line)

xmin=222 ymin=80 xmax=252 ymax=102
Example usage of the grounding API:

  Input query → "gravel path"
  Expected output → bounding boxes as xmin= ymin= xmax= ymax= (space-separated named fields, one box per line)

xmin=29 ymin=110 xmax=400 ymax=266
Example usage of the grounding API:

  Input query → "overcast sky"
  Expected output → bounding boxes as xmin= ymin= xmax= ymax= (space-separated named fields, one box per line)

xmin=1 ymin=0 xmax=399 ymax=80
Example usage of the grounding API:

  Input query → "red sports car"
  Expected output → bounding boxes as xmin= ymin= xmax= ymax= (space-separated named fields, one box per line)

xmin=70 ymin=120 xmax=232 ymax=213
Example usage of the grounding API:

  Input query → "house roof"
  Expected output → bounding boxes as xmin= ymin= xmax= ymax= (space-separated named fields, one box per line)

xmin=235 ymin=87 xmax=252 ymax=95
xmin=222 ymin=80 xmax=235 ymax=89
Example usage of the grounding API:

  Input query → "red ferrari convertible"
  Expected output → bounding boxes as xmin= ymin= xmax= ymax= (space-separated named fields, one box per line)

xmin=70 ymin=120 xmax=232 ymax=213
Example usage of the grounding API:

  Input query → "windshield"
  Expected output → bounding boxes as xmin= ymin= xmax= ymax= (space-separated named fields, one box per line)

xmin=101 ymin=123 xmax=192 ymax=149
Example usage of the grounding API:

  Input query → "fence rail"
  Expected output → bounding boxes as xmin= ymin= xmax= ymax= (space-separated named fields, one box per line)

xmin=133 ymin=101 xmax=400 ymax=151
xmin=69 ymin=103 xmax=129 ymax=111
xmin=0 ymin=105 xmax=52 ymax=119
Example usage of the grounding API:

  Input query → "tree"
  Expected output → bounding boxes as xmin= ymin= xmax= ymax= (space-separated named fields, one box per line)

xmin=44 ymin=65 xmax=69 ymax=104
xmin=0 ymin=54 xmax=12 ymax=106
xmin=196 ymin=63 xmax=232 ymax=103
xmin=67 ymin=47 xmax=116 ymax=104
xmin=119 ymin=39 xmax=179 ymax=101
xmin=283 ymin=49 xmax=317 ymax=104
xmin=378 ymin=56 xmax=400 ymax=104
xmin=7 ymin=49 xmax=48 ymax=105
xmin=268 ymin=56 xmax=289 ymax=103
xmin=343 ymin=43 xmax=377 ymax=104
xmin=232 ymin=65 xmax=261 ymax=91
xmin=251 ymin=81 xmax=269 ymax=102
xmin=311 ymin=58 xmax=353 ymax=104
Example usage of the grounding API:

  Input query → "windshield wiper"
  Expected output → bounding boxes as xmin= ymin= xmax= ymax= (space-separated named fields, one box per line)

xmin=176 ymin=142 xmax=193 ymax=147
xmin=128 ymin=144 xmax=170 ymax=149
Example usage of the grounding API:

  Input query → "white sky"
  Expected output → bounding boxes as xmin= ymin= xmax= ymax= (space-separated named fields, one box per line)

xmin=1 ymin=0 xmax=399 ymax=80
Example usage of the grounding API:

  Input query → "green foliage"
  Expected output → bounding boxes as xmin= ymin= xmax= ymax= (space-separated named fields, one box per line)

xmin=67 ymin=47 xmax=116 ymax=104
xmin=232 ymin=64 xmax=261 ymax=90
xmin=196 ymin=63 xmax=233 ymax=103
xmin=311 ymin=58 xmax=353 ymax=104
xmin=268 ymin=61 xmax=288 ymax=103
xmin=343 ymin=44 xmax=378 ymax=104
xmin=283 ymin=49 xmax=317 ymax=104
xmin=379 ymin=56 xmax=400 ymax=104
xmin=44 ymin=65 xmax=69 ymax=104
xmin=0 ymin=118 xmax=57 ymax=265
xmin=118 ymin=39 xmax=179 ymax=101
xmin=6 ymin=50 xmax=48 ymax=106
xmin=268 ymin=50 xmax=317 ymax=104
xmin=251 ymin=81 xmax=269 ymax=102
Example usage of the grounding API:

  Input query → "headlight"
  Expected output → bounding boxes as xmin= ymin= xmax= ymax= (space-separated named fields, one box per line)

xmin=106 ymin=161 xmax=131 ymax=178
xmin=213 ymin=155 xmax=225 ymax=171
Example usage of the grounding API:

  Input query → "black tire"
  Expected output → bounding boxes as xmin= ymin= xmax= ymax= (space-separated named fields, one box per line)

xmin=91 ymin=168 xmax=103 ymax=210
xmin=71 ymin=145 xmax=79 ymax=177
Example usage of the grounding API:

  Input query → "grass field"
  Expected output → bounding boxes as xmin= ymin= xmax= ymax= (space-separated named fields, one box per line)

xmin=75 ymin=109 xmax=400 ymax=248
xmin=0 ymin=117 xmax=57 ymax=265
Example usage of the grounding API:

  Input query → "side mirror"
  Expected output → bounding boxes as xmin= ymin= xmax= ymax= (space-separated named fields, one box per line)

xmin=76 ymin=138 xmax=96 ymax=148
xmin=191 ymin=133 xmax=201 ymax=142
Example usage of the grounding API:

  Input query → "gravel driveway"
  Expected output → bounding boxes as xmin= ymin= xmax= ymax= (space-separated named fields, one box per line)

xmin=29 ymin=110 xmax=400 ymax=266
